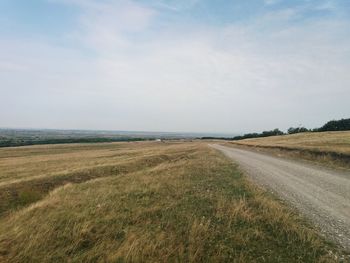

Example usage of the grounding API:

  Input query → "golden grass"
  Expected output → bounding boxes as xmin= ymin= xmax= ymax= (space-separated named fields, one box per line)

xmin=0 ymin=142 xmax=340 ymax=262
xmin=0 ymin=142 xmax=197 ymax=215
xmin=231 ymin=131 xmax=350 ymax=154
xmin=230 ymin=131 xmax=350 ymax=169
xmin=0 ymin=142 xmax=179 ymax=185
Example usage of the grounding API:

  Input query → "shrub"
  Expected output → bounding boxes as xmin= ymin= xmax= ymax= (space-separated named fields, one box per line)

xmin=287 ymin=127 xmax=309 ymax=134
xmin=317 ymin=118 xmax=350 ymax=132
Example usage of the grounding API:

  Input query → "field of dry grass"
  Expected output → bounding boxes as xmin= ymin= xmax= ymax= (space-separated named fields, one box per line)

xmin=229 ymin=131 xmax=350 ymax=169
xmin=0 ymin=141 xmax=340 ymax=262
xmin=231 ymin=131 xmax=350 ymax=154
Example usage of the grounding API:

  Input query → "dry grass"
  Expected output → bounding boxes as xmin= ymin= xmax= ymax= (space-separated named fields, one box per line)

xmin=0 ymin=142 xmax=195 ymax=215
xmin=230 ymin=131 xmax=350 ymax=169
xmin=231 ymin=131 xmax=350 ymax=154
xmin=0 ymin=142 xmax=179 ymax=185
xmin=0 ymin=142 xmax=339 ymax=262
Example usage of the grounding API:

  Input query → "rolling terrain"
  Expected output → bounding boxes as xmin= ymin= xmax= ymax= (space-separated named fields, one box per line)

xmin=0 ymin=141 xmax=340 ymax=262
xmin=230 ymin=131 xmax=350 ymax=169
xmin=231 ymin=131 xmax=350 ymax=154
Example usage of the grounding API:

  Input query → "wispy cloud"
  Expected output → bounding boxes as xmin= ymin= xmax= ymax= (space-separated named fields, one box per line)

xmin=264 ymin=0 xmax=280 ymax=6
xmin=1 ymin=0 xmax=350 ymax=132
xmin=151 ymin=0 xmax=200 ymax=11
xmin=0 ymin=61 xmax=28 ymax=72
xmin=314 ymin=1 xmax=337 ymax=11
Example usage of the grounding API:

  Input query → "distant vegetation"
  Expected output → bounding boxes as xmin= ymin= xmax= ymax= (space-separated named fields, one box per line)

xmin=0 ymin=129 xmax=196 ymax=148
xmin=0 ymin=137 xmax=147 ymax=148
xmin=1 ymin=118 xmax=349 ymax=147
xmin=202 ymin=118 xmax=350 ymax=141
xmin=231 ymin=128 xmax=284 ymax=140
xmin=287 ymin=127 xmax=309 ymax=134
xmin=317 ymin=118 xmax=350 ymax=132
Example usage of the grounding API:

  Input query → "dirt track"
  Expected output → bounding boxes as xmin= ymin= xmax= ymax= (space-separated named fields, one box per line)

xmin=211 ymin=144 xmax=350 ymax=251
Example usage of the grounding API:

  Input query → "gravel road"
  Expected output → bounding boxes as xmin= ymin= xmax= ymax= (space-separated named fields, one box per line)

xmin=211 ymin=144 xmax=350 ymax=251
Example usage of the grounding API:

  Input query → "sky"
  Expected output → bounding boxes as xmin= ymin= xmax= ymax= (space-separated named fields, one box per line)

xmin=1 ymin=0 xmax=350 ymax=134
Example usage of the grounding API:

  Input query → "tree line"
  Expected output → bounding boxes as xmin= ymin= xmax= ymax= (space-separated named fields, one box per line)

xmin=0 ymin=137 xmax=149 ymax=148
xmin=201 ymin=118 xmax=350 ymax=141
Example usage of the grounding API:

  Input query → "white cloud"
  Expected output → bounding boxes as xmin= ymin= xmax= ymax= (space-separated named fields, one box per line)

xmin=1 ymin=1 xmax=350 ymax=132
xmin=61 ymin=0 xmax=156 ymax=52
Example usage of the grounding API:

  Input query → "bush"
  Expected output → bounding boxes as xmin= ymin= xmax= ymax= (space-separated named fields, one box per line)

xmin=287 ymin=127 xmax=309 ymax=134
xmin=317 ymin=118 xmax=350 ymax=132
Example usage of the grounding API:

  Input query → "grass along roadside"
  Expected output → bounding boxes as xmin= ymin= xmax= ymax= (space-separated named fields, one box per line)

xmin=0 ymin=143 xmax=341 ymax=262
xmin=229 ymin=131 xmax=350 ymax=170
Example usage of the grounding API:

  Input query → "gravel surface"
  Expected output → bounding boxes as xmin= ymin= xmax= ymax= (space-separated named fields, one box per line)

xmin=211 ymin=144 xmax=350 ymax=251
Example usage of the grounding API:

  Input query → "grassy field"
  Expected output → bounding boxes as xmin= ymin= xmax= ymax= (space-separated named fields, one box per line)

xmin=0 ymin=141 xmax=339 ymax=262
xmin=229 ymin=131 xmax=350 ymax=169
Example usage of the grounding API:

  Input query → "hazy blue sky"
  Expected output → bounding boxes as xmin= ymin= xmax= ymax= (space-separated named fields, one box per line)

xmin=1 ymin=0 xmax=350 ymax=133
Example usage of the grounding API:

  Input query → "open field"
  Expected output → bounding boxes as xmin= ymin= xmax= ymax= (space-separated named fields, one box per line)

xmin=229 ymin=131 xmax=350 ymax=169
xmin=0 ymin=142 xmax=193 ymax=215
xmin=0 ymin=128 xmax=224 ymax=147
xmin=0 ymin=142 xmax=341 ymax=262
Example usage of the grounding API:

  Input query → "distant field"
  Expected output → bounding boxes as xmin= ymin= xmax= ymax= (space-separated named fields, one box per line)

xmin=231 ymin=131 xmax=350 ymax=154
xmin=229 ymin=131 xmax=350 ymax=169
xmin=0 ymin=142 xmax=186 ymax=214
xmin=0 ymin=129 xmax=156 ymax=147
xmin=0 ymin=142 xmax=339 ymax=262
xmin=0 ymin=128 xmax=220 ymax=147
